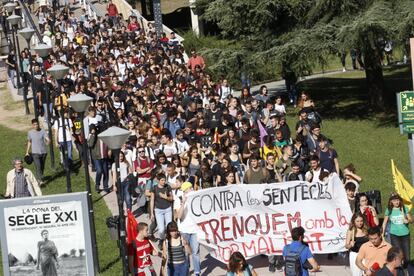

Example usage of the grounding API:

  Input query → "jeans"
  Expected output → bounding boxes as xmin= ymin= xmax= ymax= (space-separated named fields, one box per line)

xmin=182 ymin=233 xmax=200 ymax=275
xmin=59 ymin=141 xmax=72 ymax=165
xmin=349 ymin=251 xmax=363 ymax=276
xmin=43 ymin=103 xmax=53 ymax=122
xmin=268 ymin=255 xmax=284 ymax=269
xmin=390 ymin=234 xmax=410 ymax=266
xmin=110 ymin=16 xmax=118 ymax=27
xmin=7 ymin=68 xmax=16 ymax=87
xmin=32 ymin=153 xmax=47 ymax=181
xmin=167 ymin=262 xmax=188 ymax=276
xmin=154 ymin=207 xmax=172 ymax=240
xmin=94 ymin=158 xmax=109 ymax=190
xmin=122 ymin=179 xmax=132 ymax=210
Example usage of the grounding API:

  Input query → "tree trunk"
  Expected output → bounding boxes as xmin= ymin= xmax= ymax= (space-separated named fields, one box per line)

xmin=363 ymin=46 xmax=385 ymax=110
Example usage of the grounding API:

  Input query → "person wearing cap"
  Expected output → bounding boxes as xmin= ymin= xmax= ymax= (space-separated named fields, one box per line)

xmin=6 ymin=158 xmax=42 ymax=198
xmin=177 ymin=182 xmax=201 ymax=276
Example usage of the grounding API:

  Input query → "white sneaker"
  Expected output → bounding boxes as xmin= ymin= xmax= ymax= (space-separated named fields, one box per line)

xmin=342 ymin=68 xmax=346 ymax=72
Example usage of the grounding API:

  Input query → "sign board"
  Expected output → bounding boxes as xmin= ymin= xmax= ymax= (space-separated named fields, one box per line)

xmin=180 ymin=175 xmax=352 ymax=263
xmin=0 ymin=192 xmax=95 ymax=276
xmin=397 ymin=91 xmax=414 ymax=134
xmin=399 ymin=91 xmax=414 ymax=122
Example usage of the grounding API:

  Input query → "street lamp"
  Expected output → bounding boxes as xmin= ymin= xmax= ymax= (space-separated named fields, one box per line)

xmin=98 ymin=126 xmax=130 ymax=276
xmin=4 ymin=2 xmax=16 ymax=14
xmin=19 ymin=27 xmax=37 ymax=119
xmin=6 ymin=14 xmax=26 ymax=112
xmin=33 ymin=43 xmax=55 ymax=169
xmin=47 ymin=64 xmax=72 ymax=193
xmin=68 ymin=93 xmax=100 ymax=274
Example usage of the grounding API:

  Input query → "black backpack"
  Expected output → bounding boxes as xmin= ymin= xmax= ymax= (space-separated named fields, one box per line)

xmin=284 ymin=244 xmax=306 ymax=276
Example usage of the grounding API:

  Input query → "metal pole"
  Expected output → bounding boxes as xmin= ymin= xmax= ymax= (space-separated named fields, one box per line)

xmin=27 ymin=41 xmax=38 ymax=120
xmin=10 ymin=26 xmax=23 ymax=95
xmin=43 ymin=76 xmax=55 ymax=169
xmin=12 ymin=25 xmax=25 ymax=98
xmin=59 ymin=93 xmax=72 ymax=192
xmin=115 ymin=149 xmax=128 ymax=276
xmin=79 ymin=112 xmax=100 ymax=274
xmin=409 ymin=38 xmax=414 ymax=185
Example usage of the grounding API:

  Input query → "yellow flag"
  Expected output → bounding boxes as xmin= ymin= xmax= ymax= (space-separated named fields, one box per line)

xmin=391 ymin=159 xmax=414 ymax=210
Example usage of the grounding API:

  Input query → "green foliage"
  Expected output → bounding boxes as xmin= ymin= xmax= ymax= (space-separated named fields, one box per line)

xmin=196 ymin=0 xmax=414 ymax=106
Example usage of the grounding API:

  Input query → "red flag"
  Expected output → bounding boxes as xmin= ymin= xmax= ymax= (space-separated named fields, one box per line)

xmin=126 ymin=209 xmax=138 ymax=244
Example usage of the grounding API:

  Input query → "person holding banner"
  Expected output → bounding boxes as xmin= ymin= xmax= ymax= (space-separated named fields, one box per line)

xmin=177 ymin=182 xmax=201 ymax=276
xmin=345 ymin=213 xmax=369 ymax=276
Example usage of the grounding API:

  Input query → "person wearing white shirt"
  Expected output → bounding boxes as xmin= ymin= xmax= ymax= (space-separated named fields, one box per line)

xmin=53 ymin=111 xmax=73 ymax=164
xmin=274 ymin=96 xmax=286 ymax=115
xmin=173 ymin=130 xmax=189 ymax=154
xmin=218 ymin=79 xmax=233 ymax=104
xmin=305 ymin=155 xmax=329 ymax=183
xmin=177 ymin=183 xmax=201 ymax=276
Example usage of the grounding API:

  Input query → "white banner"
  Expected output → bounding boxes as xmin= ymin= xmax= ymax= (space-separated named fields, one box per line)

xmin=180 ymin=175 xmax=353 ymax=262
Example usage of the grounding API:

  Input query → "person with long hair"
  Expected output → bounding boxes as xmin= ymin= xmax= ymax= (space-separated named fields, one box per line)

xmin=226 ymin=251 xmax=258 ymax=276
xmin=194 ymin=159 xmax=214 ymax=190
xmin=357 ymin=193 xmax=379 ymax=228
xmin=111 ymin=151 xmax=133 ymax=210
xmin=382 ymin=192 xmax=412 ymax=267
xmin=161 ymin=221 xmax=190 ymax=276
xmin=345 ymin=213 xmax=369 ymax=276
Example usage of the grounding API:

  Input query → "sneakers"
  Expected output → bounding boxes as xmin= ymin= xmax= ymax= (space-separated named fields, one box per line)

xmin=269 ymin=264 xmax=276 ymax=272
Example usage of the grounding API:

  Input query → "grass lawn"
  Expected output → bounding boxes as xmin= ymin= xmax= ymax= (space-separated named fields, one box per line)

xmin=0 ymin=125 xmax=121 ymax=275
xmin=285 ymin=65 xmax=414 ymax=258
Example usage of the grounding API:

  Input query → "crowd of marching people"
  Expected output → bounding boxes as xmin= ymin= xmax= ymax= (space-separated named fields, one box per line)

xmin=4 ymin=1 xmax=414 ymax=275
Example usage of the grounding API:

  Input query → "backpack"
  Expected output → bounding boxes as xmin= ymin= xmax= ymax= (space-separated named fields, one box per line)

xmin=284 ymin=244 xmax=306 ymax=276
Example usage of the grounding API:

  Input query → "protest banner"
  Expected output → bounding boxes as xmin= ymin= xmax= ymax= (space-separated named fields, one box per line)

xmin=180 ymin=175 xmax=353 ymax=262
xmin=0 ymin=192 xmax=94 ymax=276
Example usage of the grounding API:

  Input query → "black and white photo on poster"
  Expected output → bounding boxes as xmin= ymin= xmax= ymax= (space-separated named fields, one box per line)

xmin=3 ymin=199 xmax=87 ymax=276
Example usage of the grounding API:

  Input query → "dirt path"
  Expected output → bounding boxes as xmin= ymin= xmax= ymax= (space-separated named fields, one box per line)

xmin=0 ymin=82 xmax=32 ymax=131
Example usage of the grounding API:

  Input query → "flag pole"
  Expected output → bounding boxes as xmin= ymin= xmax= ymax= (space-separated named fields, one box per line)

xmin=408 ymin=38 xmax=414 ymax=186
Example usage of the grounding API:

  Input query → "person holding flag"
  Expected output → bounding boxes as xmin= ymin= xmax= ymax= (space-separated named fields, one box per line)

xmin=128 ymin=221 xmax=159 ymax=276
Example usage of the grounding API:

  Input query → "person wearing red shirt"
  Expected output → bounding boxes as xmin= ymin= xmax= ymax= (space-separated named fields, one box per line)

xmin=128 ymin=222 xmax=158 ymax=276
xmin=107 ymin=0 xmax=119 ymax=27
xmin=134 ymin=146 xmax=154 ymax=185
xmin=187 ymin=49 xmax=205 ymax=72
xmin=128 ymin=16 xmax=140 ymax=33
